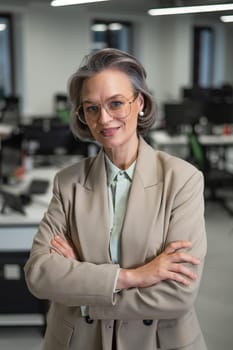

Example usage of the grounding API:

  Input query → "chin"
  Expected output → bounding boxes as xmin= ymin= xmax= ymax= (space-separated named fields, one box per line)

xmin=97 ymin=137 xmax=118 ymax=149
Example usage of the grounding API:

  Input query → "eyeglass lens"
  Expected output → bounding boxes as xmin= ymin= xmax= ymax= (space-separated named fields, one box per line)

xmin=77 ymin=95 xmax=136 ymax=124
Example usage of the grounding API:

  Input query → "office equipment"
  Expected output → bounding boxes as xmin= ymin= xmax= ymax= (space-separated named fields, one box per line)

xmin=188 ymin=132 xmax=233 ymax=215
xmin=150 ymin=128 xmax=233 ymax=215
xmin=0 ymin=96 xmax=20 ymax=126
xmin=54 ymin=93 xmax=70 ymax=123
xmin=209 ymin=87 xmax=224 ymax=102
xmin=163 ymin=101 xmax=202 ymax=134
xmin=208 ymin=85 xmax=233 ymax=102
xmin=22 ymin=123 xmax=72 ymax=155
xmin=0 ymin=129 xmax=24 ymax=184
xmin=0 ymin=147 xmax=23 ymax=184
xmin=204 ymin=101 xmax=233 ymax=125
xmin=163 ymin=103 xmax=186 ymax=134
xmin=0 ymin=167 xmax=57 ymax=329
xmin=0 ymin=250 xmax=48 ymax=333
xmin=182 ymin=86 xmax=210 ymax=101
xmin=21 ymin=120 xmax=89 ymax=159
xmin=183 ymin=85 xmax=233 ymax=106
xmin=27 ymin=178 xmax=49 ymax=194
xmin=18 ymin=179 xmax=50 ymax=205
xmin=0 ymin=179 xmax=50 ymax=214
xmin=221 ymin=84 xmax=233 ymax=102
xmin=0 ymin=190 xmax=26 ymax=215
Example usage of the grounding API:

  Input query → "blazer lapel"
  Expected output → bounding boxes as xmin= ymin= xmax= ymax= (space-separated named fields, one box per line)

xmin=75 ymin=150 xmax=112 ymax=264
xmin=121 ymin=138 xmax=164 ymax=268
xmin=74 ymin=139 xmax=164 ymax=268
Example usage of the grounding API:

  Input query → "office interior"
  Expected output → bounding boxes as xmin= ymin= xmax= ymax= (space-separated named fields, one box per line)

xmin=0 ymin=1 xmax=233 ymax=349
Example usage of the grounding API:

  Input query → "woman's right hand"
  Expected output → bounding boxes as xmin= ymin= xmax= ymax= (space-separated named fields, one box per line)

xmin=117 ymin=240 xmax=200 ymax=290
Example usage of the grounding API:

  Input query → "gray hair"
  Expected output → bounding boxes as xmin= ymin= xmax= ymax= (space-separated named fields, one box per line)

xmin=68 ymin=48 xmax=156 ymax=141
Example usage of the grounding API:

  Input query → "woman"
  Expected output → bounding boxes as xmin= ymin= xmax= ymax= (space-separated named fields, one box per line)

xmin=24 ymin=48 xmax=207 ymax=350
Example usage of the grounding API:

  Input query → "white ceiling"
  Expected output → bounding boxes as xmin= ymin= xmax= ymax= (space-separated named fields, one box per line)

xmin=1 ymin=0 xmax=233 ymax=16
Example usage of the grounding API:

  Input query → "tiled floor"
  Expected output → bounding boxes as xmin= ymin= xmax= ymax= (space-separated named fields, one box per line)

xmin=0 ymin=200 xmax=232 ymax=350
xmin=0 ymin=327 xmax=43 ymax=350
xmin=196 ymin=200 xmax=233 ymax=350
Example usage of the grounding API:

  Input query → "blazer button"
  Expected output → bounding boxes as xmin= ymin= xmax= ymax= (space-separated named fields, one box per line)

xmin=143 ymin=319 xmax=153 ymax=326
xmin=85 ymin=315 xmax=94 ymax=324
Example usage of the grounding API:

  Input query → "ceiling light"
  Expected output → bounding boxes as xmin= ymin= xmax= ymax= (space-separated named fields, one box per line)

xmin=220 ymin=15 xmax=233 ymax=22
xmin=148 ymin=3 xmax=233 ymax=16
xmin=91 ymin=24 xmax=107 ymax=31
xmin=51 ymin=0 xmax=109 ymax=7
xmin=0 ymin=24 xmax=6 ymax=31
xmin=108 ymin=23 xmax=123 ymax=31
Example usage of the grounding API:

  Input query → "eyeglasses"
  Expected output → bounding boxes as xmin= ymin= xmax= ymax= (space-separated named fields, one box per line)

xmin=77 ymin=93 xmax=138 ymax=125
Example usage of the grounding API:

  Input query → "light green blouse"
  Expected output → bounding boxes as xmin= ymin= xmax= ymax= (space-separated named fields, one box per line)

xmin=105 ymin=154 xmax=136 ymax=264
xmin=81 ymin=154 xmax=136 ymax=316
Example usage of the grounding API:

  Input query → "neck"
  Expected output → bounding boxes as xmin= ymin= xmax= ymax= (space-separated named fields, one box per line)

xmin=104 ymin=136 xmax=139 ymax=170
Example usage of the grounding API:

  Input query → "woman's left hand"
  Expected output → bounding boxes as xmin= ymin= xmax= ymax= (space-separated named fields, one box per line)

xmin=50 ymin=235 xmax=77 ymax=259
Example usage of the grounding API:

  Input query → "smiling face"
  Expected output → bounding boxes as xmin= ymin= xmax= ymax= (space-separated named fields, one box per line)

xmin=81 ymin=69 xmax=144 ymax=164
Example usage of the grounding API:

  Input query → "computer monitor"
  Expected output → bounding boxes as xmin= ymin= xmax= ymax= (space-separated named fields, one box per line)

xmin=209 ymin=86 xmax=233 ymax=103
xmin=182 ymin=87 xmax=210 ymax=101
xmin=209 ymin=88 xmax=223 ymax=102
xmin=21 ymin=121 xmax=88 ymax=157
xmin=204 ymin=102 xmax=233 ymax=125
xmin=164 ymin=101 xmax=202 ymax=134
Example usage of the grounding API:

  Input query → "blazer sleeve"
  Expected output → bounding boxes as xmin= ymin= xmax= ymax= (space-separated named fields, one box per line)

xmin=89 ymin=170 xmax=207 ymax=320
xmin=24 ymin=173 xmax=120 ymax=307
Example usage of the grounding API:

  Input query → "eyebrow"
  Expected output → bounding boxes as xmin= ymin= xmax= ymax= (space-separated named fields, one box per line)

xmin=82 ymin=94 xmax=128 ymax=104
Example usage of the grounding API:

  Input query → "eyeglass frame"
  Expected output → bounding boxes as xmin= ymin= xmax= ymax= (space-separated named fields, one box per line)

xmin=76 ymin=92 xmax=139 ymax=125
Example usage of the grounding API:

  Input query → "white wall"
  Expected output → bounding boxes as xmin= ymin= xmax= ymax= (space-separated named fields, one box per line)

xmin=22 ymin=4 xmax=90 ymax=117
xmin=145 ymin=16 xmax=192 ymax=101
xmin=138 ymin=15 xmax=192 ymax=120
xmin=1 ymin=3 xmax=233 ymax=118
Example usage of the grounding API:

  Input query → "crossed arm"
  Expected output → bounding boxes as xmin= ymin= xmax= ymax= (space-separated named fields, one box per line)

xmin=25 ymin=167 xmax=206 ymax=320
xmin=50 ymin=235 xmax=200 ymax=289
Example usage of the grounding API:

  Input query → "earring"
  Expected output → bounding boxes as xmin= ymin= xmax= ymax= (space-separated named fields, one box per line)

xmin=138 ymin=111 xmax=144 ymax=117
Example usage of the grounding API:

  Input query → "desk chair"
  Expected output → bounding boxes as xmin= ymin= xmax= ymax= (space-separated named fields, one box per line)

xmin=188 ymin=132 xmax=233 ymax=216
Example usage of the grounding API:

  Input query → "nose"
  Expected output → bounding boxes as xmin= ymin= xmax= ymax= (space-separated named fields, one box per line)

xmin=97 ymin=105 xmax=113 ymax=124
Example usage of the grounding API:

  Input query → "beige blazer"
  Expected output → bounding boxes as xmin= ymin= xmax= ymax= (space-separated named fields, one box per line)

xmin=24 ymin=137 xmax=207 ymax=350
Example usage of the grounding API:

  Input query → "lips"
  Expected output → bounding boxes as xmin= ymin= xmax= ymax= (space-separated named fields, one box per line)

xmin=100 ymin=127 xmax=120 ymax=137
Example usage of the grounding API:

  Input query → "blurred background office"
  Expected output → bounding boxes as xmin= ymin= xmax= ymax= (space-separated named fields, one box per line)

xmin=0 ymin=1 xmax=233 ymax=349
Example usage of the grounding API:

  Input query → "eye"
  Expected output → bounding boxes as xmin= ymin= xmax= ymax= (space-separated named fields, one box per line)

xmin=109 ymin=100 xmax=124 ymax=110
xmin=85 ymin=104 xmax=99 ymax=114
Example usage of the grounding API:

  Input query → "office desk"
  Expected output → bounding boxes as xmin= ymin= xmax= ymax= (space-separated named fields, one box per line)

xmin=0 ymin=159 xmax=83 ymax=327
xmin=0 ymin=166 xmax=60 ymax=327
xmin=199 ymin=134 xmax=233 ymax=146
xmin=150 ymin=130 xmax=233 ymax=168
xmin=149 ymin=130 xmax=189 ymax=158
xmin=150 ymin=130 xmax=233 ymax=215
xmin=150 ymin=130 xmax=188 ymax=147
xmin=150 ymin=130 xmax=233 ymax=147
